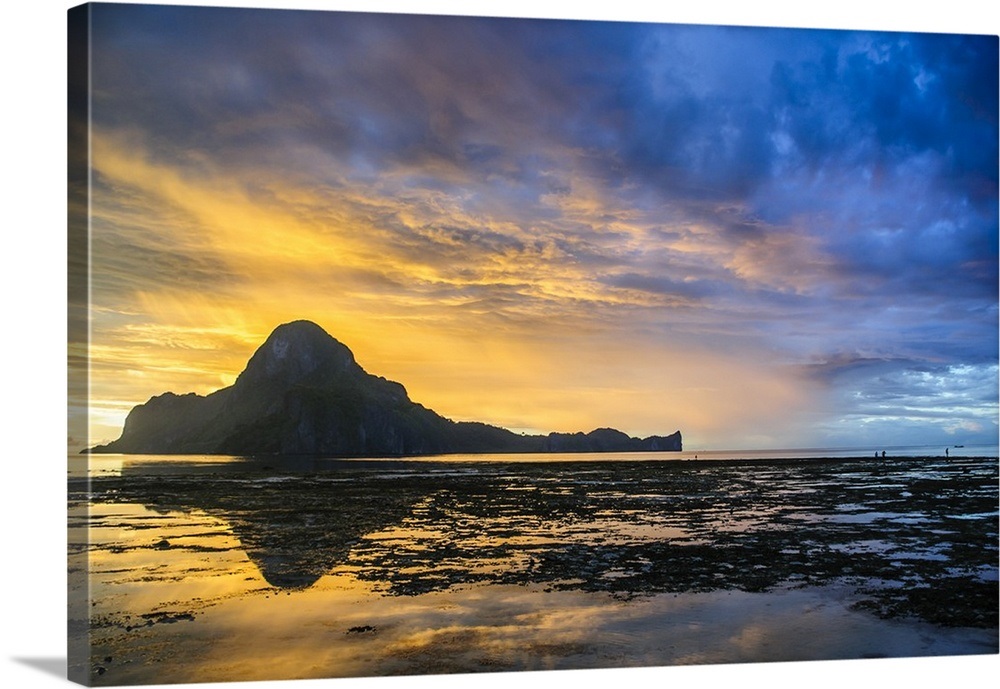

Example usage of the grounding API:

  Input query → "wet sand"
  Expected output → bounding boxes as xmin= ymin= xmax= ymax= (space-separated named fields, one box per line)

xmin=68 ymin=454 xmax=999 ymax=684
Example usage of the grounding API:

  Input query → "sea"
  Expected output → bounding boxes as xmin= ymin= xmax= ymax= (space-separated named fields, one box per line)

xmin=389 ymin=443 xmax=1000 ymax=463
xmin=70 ymin=442 xmax=1000 ymax=478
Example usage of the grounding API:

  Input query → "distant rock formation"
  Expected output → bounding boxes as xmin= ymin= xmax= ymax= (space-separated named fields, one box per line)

xmin=88 ymin=320 xmax=682 ymax=456
xmin=545 ymin=428 xmax=683 ymax=452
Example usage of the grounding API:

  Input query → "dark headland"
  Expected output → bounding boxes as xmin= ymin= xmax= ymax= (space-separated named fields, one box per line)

xmin=88 ymin=320 xmax=682 ymax=457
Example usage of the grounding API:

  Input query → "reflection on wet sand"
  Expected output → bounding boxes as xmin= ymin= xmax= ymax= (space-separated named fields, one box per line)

xmin=69 ymin=454 xmax=999 ymax=684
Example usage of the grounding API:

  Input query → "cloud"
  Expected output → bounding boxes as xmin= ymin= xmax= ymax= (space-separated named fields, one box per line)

xmin=600 ymin=273 xmax=722 ymax=302
xmin=798 ymin=355 xmax=998 ymax=446
xmin=81 ymin=5 xmax=997 ymax=449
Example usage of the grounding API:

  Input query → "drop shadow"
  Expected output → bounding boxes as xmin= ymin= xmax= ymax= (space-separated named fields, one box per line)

xmin=11 ymin=656 xmax=66 ymax=679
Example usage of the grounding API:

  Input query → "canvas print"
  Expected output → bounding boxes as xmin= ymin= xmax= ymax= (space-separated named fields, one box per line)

xmin=67 ymin=1 xmax=999 ymax=686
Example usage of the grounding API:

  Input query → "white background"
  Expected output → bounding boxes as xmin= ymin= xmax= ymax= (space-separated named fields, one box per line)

xmin=2 ymin=1 xmax=997 ymax=688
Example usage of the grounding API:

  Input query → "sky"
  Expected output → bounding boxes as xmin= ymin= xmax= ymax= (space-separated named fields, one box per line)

xmin=70 ymin=1 xmax=999 ymax=452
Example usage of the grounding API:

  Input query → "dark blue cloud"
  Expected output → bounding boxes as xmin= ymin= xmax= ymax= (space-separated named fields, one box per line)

xmin=767 ymin=33 xmax=997 ymax=198
xmin=91 ymin=9 xmax=996 ymax=221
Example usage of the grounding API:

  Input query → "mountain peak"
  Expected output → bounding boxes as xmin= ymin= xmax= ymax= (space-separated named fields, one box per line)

xmin=235 ymin=320 xmax=358 ymax=388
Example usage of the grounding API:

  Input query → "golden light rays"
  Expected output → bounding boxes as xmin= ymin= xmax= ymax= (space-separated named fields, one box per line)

xmin=84 ymin=126 xmax=827 ymax=450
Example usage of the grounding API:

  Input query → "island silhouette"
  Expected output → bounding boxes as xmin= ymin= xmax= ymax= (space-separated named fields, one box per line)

xmin=89 ymin=320 xmax=682 ymax=456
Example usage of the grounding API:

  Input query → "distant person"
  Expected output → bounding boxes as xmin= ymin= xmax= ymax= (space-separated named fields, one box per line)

xmin=945 ymin=448 xmax=949 ymax=457
xmin=881 ymin=450 xmax=886 ymax=458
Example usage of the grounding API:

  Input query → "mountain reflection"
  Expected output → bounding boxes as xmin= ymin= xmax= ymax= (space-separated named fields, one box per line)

xmin=83 ymin=455 xmax=999 ymax=628
xmin=96 ymin=457 xmax=430 ymax=589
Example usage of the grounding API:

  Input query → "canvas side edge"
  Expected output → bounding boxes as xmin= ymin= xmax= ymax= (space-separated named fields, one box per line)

xmin=67 ymin=3 xmax=93 ymax=685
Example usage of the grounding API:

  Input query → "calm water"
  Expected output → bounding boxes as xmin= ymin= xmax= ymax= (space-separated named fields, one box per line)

xmin=70 ymin=444 xmax=1000 ymax=478
xmin=68 ymin=450 xmax=999 ymax=685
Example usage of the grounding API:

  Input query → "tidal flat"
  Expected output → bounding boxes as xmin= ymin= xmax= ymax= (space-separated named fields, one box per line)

xmin=68 ymin=454 xmax=999 ymax=685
